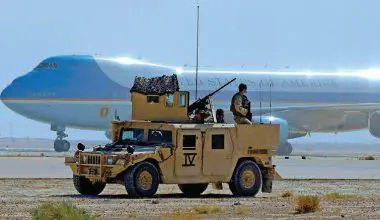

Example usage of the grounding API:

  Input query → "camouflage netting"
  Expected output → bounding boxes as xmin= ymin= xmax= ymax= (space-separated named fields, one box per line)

xmin=130 ymin=74 xmax=180 ymax=95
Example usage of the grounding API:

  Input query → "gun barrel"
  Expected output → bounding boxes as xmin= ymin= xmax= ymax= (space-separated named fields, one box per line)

xmin=207 ymin=77 xmax=237 ymax=97
xmin=188 ymin=77 xmax=236 ymax=113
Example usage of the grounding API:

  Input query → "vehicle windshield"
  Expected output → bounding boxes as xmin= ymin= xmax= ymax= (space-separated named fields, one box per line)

xmin=117 ymin=128 xmax=172 ymax=146
xmin=120 ymin=128 xmax=144 ymax=142
xmin=148 ymin=129 xmax=172 ymax=144
xmin=97 ymin=128 xmax=173 ymax=152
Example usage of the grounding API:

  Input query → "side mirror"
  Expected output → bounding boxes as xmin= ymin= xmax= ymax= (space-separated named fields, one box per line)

xmin=77 ymin=143 xmax=85 ymax=151
xmin=127 ymin=145 xmax=135 ymax=154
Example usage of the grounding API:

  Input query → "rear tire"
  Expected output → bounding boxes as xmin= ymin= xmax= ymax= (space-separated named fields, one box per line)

xmin=228 ymin=181 xmax=238 ymax=195
xmin=124 ymin=161 xmax=160 ymax=198
xmin=73 ymin=174 xmax=105 ymax=196
xmin=178 ymin=183 xmax=208 ymax=197
xmin=229 ymin=160 xmax=262 ymax=197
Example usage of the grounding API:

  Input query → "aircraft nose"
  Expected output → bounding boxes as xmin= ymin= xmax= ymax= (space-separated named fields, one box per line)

xmin=1 ymin=84 xmax=13 ymax=109
xmin=1 ymin=75 xmax=36 ymax=118
xmin=1 ymin=85 xmax=9 ymax=102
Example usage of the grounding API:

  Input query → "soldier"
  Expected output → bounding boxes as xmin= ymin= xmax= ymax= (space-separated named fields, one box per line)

xmin=194 ymin=110 xmax=204 ymax=123
xmin=230 ymin=83 xmax=252 ymax=124
xmin=194 ymin=109 xmax=211 ymax=124
xmin=216 ymin=108 xmax=225 ymax=123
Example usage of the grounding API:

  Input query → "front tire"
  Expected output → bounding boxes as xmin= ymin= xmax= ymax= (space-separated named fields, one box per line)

xmin=54 ymin=140 xmax=70 ymax=152
xmin=229 ymin=160 xmax=262 ymax=197
xmin=178 ymin=183 xmax=208 ymax=197
xmin=73 ymin=175 xmax=105 ymax=196
xmin=124 ymin=161 xmax=160 ymax=198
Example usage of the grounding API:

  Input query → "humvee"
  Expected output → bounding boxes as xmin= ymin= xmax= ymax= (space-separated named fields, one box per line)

xmin=64 ymin=74 xmax=280 ymax=198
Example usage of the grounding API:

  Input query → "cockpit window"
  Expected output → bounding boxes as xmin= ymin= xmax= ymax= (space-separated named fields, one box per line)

xmin=35 ymin=62 xmax=58 ymax=69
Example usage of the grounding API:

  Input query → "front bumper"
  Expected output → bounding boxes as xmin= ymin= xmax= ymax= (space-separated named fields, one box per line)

xmin=64 ymin=154 xmax=126 ymax=182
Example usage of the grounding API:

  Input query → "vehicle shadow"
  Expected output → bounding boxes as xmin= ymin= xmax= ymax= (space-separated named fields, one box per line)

xmin=52 ymin=193 xmax=237 ymax=200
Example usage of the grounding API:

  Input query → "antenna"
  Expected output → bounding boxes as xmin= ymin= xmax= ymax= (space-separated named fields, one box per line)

xmin=259 ymin=82 xmax=262 ymax=124
xmin=269 ymin=80 xmax=272 ymax=124
xmin=114 ymin=110 xmax=120 ymax=121
xmin=195 ymin=2 xmax=200 ymax=100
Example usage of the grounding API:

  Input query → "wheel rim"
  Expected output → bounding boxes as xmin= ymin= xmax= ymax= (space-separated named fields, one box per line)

xmin=241 ymin=168 xmax=255 ymax=189
xmin=137 ymin=170 xmax=153 ymax=190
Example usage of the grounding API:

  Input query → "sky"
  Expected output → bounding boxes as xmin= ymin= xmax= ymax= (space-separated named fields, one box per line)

xmin=0 ymin=0 xmax=380 ymax=142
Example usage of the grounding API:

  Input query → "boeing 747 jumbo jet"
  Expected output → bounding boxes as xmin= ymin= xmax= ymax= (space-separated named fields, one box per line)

xmin=2 ymin=55 xmax=380 ymax=154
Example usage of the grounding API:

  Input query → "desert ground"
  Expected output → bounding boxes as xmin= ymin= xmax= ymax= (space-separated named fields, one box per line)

xmin=1 ymin=178 xmax=380 ymax=220
xmin=1 ymin=139 xmax=380 ymax=219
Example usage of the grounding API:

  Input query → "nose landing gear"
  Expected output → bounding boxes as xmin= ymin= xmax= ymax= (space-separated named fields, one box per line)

xmin=53 ymin=129 xmax=70 ymax=152
xmin=54 ymin=139 xmax=70 ymax=152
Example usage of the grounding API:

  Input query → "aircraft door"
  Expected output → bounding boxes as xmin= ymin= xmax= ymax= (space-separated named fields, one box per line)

xmin=175 ymin=129 xmax=202 ymax=177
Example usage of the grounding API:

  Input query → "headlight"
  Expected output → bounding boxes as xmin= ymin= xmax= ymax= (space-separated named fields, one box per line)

xmin=107 ymin=157 xmax=113 ymax=165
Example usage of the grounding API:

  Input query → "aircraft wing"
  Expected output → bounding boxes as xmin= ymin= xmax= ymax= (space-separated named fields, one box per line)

xmin=219 ymin=102 xmax=378 ymax=140
xmin=253 ymin=103 xmax=380 ymax=115
xmin=249 ymin=103 xmax=380 ymax=138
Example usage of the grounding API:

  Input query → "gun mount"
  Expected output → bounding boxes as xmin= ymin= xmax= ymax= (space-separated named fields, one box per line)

xmin=129 ymin=74 xmax=189 ymax=122
xmin=187 ymin=78 xmax=236 ymax=123
xmin=128 ymin=74 xmax=235 ymax=124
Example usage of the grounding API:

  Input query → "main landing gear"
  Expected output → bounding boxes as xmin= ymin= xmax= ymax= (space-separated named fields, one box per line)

xmin=53 ymin=129 xmax=70 ymax=152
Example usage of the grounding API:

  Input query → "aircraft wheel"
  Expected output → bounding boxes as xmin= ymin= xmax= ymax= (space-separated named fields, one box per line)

xmin=229 ymin=160 xmax=262 ymax=197
xmin=178 ymin=183 xmax=208 ymax=197
xmin=54 ymin=140 xmax=70 ymax=152
xmin=125 ymin=161 xmax=160 ymax=198
xmin=73 ymin=174 xmax=106 ymax=196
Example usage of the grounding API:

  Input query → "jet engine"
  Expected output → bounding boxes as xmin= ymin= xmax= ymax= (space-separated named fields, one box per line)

xmin=252 ymin=116 xmax=292 ymax=155
xmin=369 ymin=111 xmax=380 ymax=138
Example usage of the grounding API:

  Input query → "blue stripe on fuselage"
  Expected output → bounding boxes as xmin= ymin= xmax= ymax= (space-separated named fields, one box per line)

xmin=6 ymin=55 xmax=128 ymax=100
xmin=5 ymin=90 xmax=380 ymax=104
xmin=192 ymin=90 xmax=380 ymax=104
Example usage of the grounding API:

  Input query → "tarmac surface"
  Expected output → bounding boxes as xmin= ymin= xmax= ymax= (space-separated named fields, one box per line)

xmin=1 ymin=156 xmax=380 ymax=179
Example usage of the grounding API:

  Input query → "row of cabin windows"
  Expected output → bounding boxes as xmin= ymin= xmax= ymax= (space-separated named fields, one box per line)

xmin=146 ymin=93 xmax=187 ymax=107
xmin=183 ymin=134 xmax=224 ymax=150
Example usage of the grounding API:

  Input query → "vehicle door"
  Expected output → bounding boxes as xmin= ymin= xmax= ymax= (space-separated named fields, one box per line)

xmin=175 ymin=129 xmax=202 ymax=177
xmin=202 ymin=128 xmax=233 ymax=176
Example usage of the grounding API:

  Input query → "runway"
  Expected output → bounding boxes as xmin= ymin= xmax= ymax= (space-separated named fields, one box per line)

xmin=1 ymin=156 xmax=380 ymax=179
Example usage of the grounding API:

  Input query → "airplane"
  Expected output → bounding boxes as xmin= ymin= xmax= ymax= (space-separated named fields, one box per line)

xmin=1 ymin=55 xmax=380 ymax=154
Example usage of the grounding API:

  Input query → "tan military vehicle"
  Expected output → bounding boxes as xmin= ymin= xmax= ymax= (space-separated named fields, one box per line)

xmin=64 ymin=74 xmax=280 ymax=198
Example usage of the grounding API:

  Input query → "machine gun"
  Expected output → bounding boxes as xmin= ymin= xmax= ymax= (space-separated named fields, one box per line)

xmin=245 ymin=100 xmax=252 ymax=121
xmin=188 ymin=78 xmax=237 ymax=115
